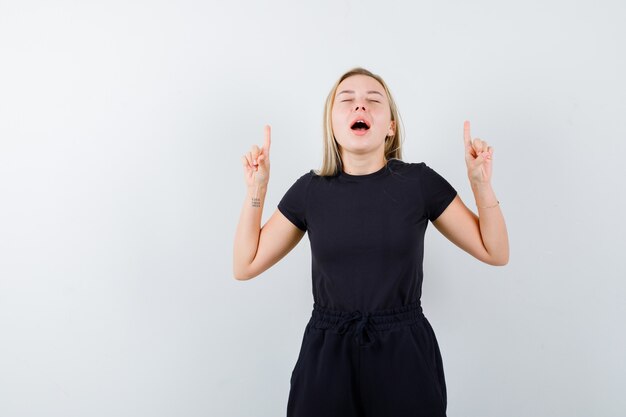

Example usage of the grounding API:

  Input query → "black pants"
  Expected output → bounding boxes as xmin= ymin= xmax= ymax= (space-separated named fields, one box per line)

xmin=287 ymin=300 xmax=447 ymax=417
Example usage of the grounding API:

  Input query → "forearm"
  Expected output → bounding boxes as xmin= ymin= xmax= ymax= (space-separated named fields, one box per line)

xmin=471 ymin=182 xmax=509 ymax=265
xmin=233 ymin=184 xmax=267 ymax=279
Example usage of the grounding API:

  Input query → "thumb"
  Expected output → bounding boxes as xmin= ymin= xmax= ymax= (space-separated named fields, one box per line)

xmin=257 ymin=154 xmax=269 ymax=171
xmin=470 ymin=151 xmax=489 ymax=169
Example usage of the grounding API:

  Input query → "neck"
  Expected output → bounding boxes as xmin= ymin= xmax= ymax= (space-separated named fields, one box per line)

xmin=340 ymin=155 xmax=387 ymax=176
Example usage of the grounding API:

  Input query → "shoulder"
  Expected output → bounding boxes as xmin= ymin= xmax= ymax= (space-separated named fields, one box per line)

xmin=278 ymin=170 xmax=315 ymax=207
xmin=305 ymin=168 xmax=336 ymax=183
xmin=288 ymin=169 xmax=316 ymax=182
xmin=391 ymin=160 xmax=447 ymax=176
xmin=387 ymin=160 xmax=453 ymax=189
xmin=287 ymin=170 xmax=315 ymax=189
xmin=387 ymin=158 xmax=427 ymax=178
xmin=285 ymin=170 xmax=316 ymax=193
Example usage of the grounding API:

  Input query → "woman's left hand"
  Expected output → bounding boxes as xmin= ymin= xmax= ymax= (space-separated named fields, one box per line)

xmin=463 ymin=120 xmax=493 ymax=185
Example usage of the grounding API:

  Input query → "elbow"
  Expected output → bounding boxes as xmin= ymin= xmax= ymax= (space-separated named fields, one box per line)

xmin=233 ymin=268 xmax=252 ymax=281
xmin=233 ymin=272 xmax=247 ymax=281
xmin=478 ymin=248 xmax=509 ymax=266
xmin=232 ymin=263 xmax=251 ymax=281
xmin=233 ymin=252 xmax=253 ymax=280
xmin=233 ymin=264 xmax=258 ymax=281
xmin=488 ymin=253 xmax=509 ymax=266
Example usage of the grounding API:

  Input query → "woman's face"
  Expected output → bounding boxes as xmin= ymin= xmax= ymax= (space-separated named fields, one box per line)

xmin=331 ymin=74 xmax=395 ymax=155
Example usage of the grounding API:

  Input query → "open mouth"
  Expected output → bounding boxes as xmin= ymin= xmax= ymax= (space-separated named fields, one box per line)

xmin=351 ymin=120 xmax=370 ymax=131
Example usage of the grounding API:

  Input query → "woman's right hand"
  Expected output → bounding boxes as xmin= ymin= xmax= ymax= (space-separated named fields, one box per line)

xmin=241 ymin=125 xmax=271 ymax=189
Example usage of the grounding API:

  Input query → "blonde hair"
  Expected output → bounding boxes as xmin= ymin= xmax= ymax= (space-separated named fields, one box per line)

xmin=313 ymin=67 xmax=404 ymax=177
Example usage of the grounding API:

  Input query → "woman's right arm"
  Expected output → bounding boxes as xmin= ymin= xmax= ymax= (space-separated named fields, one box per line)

xmin=232 ymin=126 xmax=306 ymax=281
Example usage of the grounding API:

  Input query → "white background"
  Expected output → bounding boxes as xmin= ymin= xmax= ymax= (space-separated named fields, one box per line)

xmin=1 ymin=0 xmax=625 ymax=416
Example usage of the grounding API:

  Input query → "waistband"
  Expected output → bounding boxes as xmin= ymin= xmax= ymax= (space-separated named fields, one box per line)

xmin=310 ymin=300 xmax=424 ymax=347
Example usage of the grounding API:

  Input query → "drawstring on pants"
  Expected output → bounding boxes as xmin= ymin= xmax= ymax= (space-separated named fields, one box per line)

xmin=336 ymin=310 xmax=375 ymax=347
xmin=310 ymin=300 xmax=424 ymax=349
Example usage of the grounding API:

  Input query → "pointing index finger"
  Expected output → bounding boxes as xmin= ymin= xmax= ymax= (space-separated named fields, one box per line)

xmin=263 ymin=124 xmax=271 ymax=156
xmin=463 ymin=120 xmax=471 ymax=147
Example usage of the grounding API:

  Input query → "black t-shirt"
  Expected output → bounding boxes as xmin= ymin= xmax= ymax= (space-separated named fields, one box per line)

xmin=277 ymin=158 xmax=457 ymax=312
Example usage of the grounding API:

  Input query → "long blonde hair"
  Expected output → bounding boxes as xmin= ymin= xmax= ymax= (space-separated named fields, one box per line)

xmin=312 ymin=67 xmax=404 ymax=177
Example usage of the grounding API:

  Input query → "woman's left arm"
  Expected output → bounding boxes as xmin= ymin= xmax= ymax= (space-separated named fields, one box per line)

xmin=431 ymin=121 xmax=509 ymax=266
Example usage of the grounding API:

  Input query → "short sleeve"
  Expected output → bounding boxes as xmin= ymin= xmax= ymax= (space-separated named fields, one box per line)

xmin=420 ymin=163 xmax=458 ymax=221
xmin=277 ymin=172 xmax=312 ymax=231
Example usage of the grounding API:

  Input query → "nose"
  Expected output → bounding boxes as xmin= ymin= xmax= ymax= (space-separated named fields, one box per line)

xmin=353 ymin=105 xmax=366 ymax=112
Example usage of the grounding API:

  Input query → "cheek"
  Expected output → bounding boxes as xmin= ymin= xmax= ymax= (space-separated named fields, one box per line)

xmin=331 ymin=110 xmax=343 ymax=131
xmin=375 ymin=109 xmax=392 ymax=127
xmin=331 ymin=120 xmax=343 ymax=139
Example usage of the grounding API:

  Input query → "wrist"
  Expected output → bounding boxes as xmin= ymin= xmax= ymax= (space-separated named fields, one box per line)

xmin=470 ymin=181 xmax=498 ymax=208
xmin=247 ymin=184 xmax=268 ymax=198
xmin=246 ymin=185 xmax=267 ymax=209
xmin=470 ymin=180 xmax=492 ymax=190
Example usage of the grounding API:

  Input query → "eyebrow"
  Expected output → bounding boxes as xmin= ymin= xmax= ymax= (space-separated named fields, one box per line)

xmin=336 ymin=90 xmax=384 ymax=96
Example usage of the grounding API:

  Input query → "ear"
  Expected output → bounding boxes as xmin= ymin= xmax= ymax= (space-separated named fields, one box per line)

xmin=388 ymin=120 xmax=396 ymax=137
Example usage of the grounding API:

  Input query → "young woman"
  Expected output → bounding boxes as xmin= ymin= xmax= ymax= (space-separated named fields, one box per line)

xmin=233 ymin=67 xmax=509 ymax=417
